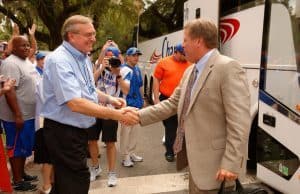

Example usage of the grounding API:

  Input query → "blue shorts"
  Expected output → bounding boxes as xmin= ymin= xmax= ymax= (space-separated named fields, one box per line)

xmin=2 ymin=119 xmax=35 ymax=158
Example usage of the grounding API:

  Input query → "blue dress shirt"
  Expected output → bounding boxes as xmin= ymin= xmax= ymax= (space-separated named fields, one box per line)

xmin=191 ymin=49 xmax=215 ymax=95
xmin=41 ymin=41 xmax=98 ymax=128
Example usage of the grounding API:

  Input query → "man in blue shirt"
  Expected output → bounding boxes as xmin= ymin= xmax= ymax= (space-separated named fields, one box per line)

xmin=119 ymin=47 xmax=144 ymax=167
xmin=35 ymin=52 xmax=45 ymax=76
xmin=41 ymin=15 xmax=139 ymax=194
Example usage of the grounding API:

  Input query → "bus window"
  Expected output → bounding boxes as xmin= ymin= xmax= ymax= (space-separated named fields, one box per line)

xmin=220 ymin=0 xmax=260 ymax=16
xmin=195 ymin=8 xmax=201 ymax=18
xmin=265 ymin=0 xmax=300 ymax=114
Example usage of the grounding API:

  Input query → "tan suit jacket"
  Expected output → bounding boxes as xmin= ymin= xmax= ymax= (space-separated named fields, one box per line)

xmin=139 ymin=50 xmax=251 ymax=190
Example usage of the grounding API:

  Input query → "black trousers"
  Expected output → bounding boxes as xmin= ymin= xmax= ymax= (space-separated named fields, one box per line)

xmin=44 ymin=119 xmax=90 ymax=194
xmin=159 ymin=94 xmax=178 ymax=156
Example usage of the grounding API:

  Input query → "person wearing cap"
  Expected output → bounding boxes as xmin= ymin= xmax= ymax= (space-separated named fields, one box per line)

xmin=93 ymin=40 xmax=124 ymax=74
xmin=33 ymin=50 xmax=55 ymax=194
xmin=119 ymin=47 xmax=144 ymax=167
xmin=153 ymin=43 xmax=190 ymax=162
xmin=87 ymin=43 xmax=124 ymax=186
xmin=35 ymin=52 xmax=46 ymax=76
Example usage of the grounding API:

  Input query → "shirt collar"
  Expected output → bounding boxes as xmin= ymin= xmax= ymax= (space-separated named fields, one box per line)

xmin=195 ymin=49 xmax=215 ymax=73
xmin=62 ymin=41 xmax=87 ymax=61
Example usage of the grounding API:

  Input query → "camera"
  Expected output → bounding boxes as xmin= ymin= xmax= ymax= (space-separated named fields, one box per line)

xmin=108 ymin=56 xmax=121 ymax=68
xmin=106 ymin=36 xmax=113 ymax=41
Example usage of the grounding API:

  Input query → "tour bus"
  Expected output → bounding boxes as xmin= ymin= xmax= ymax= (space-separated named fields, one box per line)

xmin=138 ymin=0 xmax=300 ymax=193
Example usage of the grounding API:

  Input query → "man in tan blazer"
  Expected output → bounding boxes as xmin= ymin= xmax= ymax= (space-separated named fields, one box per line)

xmin=138 ymin=18 xmax=251 ymax=193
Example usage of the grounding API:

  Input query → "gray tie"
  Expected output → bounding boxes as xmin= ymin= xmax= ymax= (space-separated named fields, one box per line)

xmin=173 ymin=66 xmax=198 ymax=153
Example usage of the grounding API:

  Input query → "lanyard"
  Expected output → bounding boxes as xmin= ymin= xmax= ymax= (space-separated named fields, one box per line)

xmin=63 ymin=45 xmax=95 ymax=94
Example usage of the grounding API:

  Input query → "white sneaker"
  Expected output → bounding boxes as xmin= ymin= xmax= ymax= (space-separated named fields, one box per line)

xmin=130 ymin=154 xmax=143 ymax=162
xmin=122 ymin=158 xmax=134 ymax=167
xmin=90 ymin=165 xmax=102 ymax=181
xmin=107 ymin=171 xmax=117 ymax=187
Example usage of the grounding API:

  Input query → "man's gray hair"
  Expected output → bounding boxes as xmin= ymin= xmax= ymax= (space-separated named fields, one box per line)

xmin=61 ymin=15 xmax=93 ymax=41
xmin=184 ymin=18 xmax=218 ymax=49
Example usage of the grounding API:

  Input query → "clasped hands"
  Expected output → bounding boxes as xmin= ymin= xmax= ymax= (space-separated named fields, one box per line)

xmin=119 ymin=107 xmax=140 ymax=125
xmin=107 ymin=96 xmax=140 ymax=125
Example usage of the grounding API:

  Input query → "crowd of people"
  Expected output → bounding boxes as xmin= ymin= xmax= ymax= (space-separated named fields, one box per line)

xmin=0 ymin=15 xmax=251 ymax=194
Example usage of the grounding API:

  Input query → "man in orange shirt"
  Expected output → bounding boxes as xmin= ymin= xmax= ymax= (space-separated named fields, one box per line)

xmin=153 ymin=43 xmax=190 ymax=162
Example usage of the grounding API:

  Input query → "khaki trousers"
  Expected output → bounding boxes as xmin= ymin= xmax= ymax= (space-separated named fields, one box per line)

xmin=189 ymin=173 xmax=234 ymax=194
xmin=189 ymin=173 xmax=218 ymax=194
xmin=120 ymin=124 xmax=139 ymax=159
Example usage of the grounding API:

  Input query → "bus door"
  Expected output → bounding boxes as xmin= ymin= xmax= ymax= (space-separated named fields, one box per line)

xmin=257 ymin=0 xmax=300 ymax=193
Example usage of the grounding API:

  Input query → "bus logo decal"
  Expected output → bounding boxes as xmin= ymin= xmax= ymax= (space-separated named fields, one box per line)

xmin=220 ymin=18 xmax=240 ymax=44
xmin=161 ymin=37 xmax=177 ymax=58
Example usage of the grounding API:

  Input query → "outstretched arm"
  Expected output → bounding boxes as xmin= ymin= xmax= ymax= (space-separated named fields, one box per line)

xmin=28 ymin=24 xmax=37 ymax=62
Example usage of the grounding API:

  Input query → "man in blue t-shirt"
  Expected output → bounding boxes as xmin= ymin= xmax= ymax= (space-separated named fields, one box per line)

xmin=119 ymin=47 xmax=144 ymax=167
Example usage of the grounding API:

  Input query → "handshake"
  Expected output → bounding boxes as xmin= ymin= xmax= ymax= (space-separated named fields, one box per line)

xmin=119 ymin=107 xmax=140 ymax=126
xmin=106 ymin=96 xmax=140 ymax=125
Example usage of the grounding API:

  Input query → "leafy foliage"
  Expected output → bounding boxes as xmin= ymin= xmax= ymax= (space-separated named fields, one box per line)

xmin=0 ymin=0 xmax=140 ymax=53
xmin=0 ymin=0 xmax=187 ymax=53
xmin=139 ymin=0 xmax=187 ymax=40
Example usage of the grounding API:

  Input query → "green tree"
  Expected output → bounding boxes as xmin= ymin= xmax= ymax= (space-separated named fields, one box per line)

xmin=139 ymin=0 xmax=187 ymax=40
xmin=0 ymin=0 xmax=140 ymax=52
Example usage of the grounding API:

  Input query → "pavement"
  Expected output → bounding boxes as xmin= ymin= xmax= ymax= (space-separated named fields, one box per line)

xmin=3 ymin=122 xmax=277 ymax=194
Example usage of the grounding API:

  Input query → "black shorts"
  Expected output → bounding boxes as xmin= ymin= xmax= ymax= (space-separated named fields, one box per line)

xmin=87 ymin=119 xmax=118 ymax=142
xmin=34 ymin=128 xmax=51 ymax=164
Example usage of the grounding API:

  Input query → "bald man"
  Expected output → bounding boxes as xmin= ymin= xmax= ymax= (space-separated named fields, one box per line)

xmin=0 ymin=36 xmax=38 ymax=192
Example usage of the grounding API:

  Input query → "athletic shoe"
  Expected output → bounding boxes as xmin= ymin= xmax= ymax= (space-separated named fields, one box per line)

xmin=13 ymin=181 xmax=37 ymax=192
xmin=107 ymin=171 xmax=117 ymax=187
xmin=90 ymin=165 xmax=102 ymax=181
xmin=122 ymin=158 xmax=134 ymax=167
xmin=165 ymin=154 xmax=175 ymax=162
xmin=23 ymin=173 xmax=38 ymax=182
xmin=130 ymin=153 xmax=143 ymax=162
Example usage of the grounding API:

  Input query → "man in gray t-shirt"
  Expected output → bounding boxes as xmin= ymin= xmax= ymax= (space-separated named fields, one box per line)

xmin=0 ymin=36 xmax=38 ymax=191
xmin=0 ymin=53 xmax=37 ymax=121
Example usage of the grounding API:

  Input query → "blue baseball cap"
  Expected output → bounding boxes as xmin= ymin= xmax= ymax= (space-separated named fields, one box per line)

xmin=106 ymin=46 xmax=120 ymax=57
xmin=126 ymin=47 xmax=142 ymax=56
xmin=36 ymin=52 xmax=46 ymax=60
xmin=174 ymin=43 xmax=184 ymax=54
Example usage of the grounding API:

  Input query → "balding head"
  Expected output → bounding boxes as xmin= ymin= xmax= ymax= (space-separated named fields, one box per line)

xmin=11 ymin=36 xmax=30 ymax=60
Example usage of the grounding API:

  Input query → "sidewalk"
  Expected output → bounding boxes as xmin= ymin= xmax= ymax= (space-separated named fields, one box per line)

xmin=88 ymin=173 xmax=189 ymax=194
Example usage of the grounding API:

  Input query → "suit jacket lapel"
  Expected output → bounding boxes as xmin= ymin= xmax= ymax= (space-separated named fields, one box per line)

xmin=178 ymin=66 xmax=193 ymax=118
xmin=186 ymin=50 xmax=219 ymax=114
